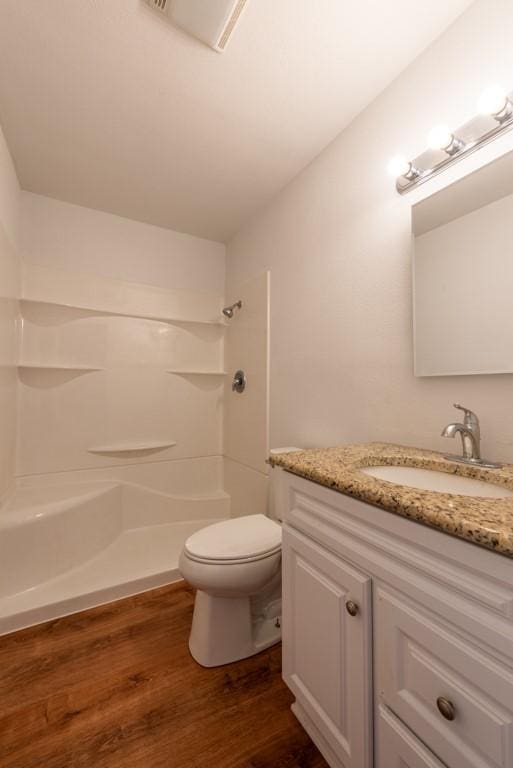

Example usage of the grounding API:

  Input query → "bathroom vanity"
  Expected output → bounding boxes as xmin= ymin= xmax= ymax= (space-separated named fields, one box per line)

xmin=273 ymin=444 xmax=513 ymax=768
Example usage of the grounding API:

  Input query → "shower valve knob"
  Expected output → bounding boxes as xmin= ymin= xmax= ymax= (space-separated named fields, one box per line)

xmin=232 ymin=369 xmax=246 ymax=393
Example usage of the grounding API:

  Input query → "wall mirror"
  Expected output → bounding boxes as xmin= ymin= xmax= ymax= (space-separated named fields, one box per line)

xmin=412 ymin=147 xmax=513 ymax=376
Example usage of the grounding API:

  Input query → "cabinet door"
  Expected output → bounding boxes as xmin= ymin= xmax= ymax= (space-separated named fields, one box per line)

xmin=282 ymin=524 xmax=372 ymax=768
xmin=377 ymin=705 xmax=447 ymax=768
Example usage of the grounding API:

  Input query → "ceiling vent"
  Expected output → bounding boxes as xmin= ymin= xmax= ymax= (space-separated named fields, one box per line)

xmin=145 ymin=0 xmax=248 ymax=53
xmin=148 ymin=0 xmax=169 ymax=10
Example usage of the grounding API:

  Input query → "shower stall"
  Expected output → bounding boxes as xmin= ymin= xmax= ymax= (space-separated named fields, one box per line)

xmin=0 ymin=194 xmax=270 ymax=635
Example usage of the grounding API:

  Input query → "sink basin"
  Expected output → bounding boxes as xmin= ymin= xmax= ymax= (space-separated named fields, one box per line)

xmin=360 ymin=465 xmax=513 ymax=498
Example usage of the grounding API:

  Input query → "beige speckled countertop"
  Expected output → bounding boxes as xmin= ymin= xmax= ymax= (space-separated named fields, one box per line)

xmin=270 ymin=442 xmax=513 ymax=558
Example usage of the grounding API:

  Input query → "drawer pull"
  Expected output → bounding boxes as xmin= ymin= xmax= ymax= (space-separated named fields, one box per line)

xmin=436 ymin=697 xmax=456 ymax=721
xmin=345 ymin=600 xmax=359 ymax=617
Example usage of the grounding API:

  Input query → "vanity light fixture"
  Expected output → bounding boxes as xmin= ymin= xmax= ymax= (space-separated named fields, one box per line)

xmin=387 ymin=155 xmax=420 ymax=181
xmin=390 ymin=84 xmax=513 ymax=194
xmin=477 ymin=84 xmax=513 ymax=123
xmin=428 ymin=124 xmax=465 ymax=156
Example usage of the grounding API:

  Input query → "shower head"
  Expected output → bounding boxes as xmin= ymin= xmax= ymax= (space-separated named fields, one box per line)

xmin=222 ymin=300 xmax=242 ymax=318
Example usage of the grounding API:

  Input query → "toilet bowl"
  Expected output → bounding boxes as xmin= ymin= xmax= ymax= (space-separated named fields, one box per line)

xmin=179 ymin=514 xmax=283 ymax=667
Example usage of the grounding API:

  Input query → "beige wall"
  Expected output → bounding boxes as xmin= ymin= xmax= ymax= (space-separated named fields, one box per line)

xmin=226 ymin=0 xmax=513 ymax=464
xmin=0 ymin=123 xmax=20 ymax=499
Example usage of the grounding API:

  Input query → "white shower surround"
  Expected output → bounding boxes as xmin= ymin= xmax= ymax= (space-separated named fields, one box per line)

xmin=0 ymin=147 xmax=273 ymax=633
xmin=0 ymin=465 xmax=229 ymax=635
xmin=0 ymin=199 xmax=235 ymax=633
xmin=17 ymin=261 xmax=226 ymax=476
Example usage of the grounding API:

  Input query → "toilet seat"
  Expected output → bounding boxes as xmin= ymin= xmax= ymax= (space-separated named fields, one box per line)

xmin=184 ymin=514 xmax=281 ymax=565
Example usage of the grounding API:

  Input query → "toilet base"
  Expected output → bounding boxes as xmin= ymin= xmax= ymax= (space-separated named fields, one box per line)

xmin=189 ymin=589 xmax=282 ymax=667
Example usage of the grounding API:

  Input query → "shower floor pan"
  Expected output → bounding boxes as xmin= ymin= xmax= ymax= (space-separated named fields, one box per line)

xmin=0 ymin=481 xmax=228 ymax=635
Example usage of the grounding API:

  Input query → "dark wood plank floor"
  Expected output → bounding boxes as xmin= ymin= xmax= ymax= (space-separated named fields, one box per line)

xmin=0 ymin=582 xmax=328 ymax=768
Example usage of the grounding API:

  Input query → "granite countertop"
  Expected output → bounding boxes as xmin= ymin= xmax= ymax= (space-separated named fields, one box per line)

xmin=270 ymin=442 xmax=513 ymax=558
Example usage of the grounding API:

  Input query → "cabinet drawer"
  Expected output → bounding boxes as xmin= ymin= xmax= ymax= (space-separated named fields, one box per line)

xmin=377 ymin=705 xmax=447 ymax=768
xmin=376 ymin=587 xmax=513 ymax=768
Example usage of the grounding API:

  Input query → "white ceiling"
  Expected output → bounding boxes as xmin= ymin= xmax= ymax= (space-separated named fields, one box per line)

xmin=0 ymin=0 xmax=473 ymax=242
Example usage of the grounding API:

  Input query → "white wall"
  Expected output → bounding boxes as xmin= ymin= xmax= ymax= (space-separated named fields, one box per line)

xmin=21 ymin=193 xmax=225 ymax=295
xmin=18 ymin=193 xmax=226 ymax=479
xmin=0 ymin=122 xmax=20 ymax=499
xmin=226 ymin=0 xmax=513 ymax=464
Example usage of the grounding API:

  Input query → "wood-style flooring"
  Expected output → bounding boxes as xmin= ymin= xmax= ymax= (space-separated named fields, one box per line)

xmin=0 ymin=581 xmax=329 ymax=768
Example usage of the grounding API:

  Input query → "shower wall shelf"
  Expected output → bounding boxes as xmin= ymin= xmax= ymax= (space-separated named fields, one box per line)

xmin=16 ymin=363 xmax=105 ymax=373
xmin=166 ymin=370 xmax=227 ymax=376
xmin=87 ymin=441 xmax=177 ymax=454
xmin=18 ymin=364 xmax=103 ymax=372
xmin=20 ymin=299 xmax=226 ymax=327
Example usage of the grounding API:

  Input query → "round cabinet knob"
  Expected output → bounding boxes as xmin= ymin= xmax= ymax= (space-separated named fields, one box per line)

xmin=436 ymin=697 xmax=456 ymax=721
xmin=345 ymin=600 xmax=359 ymax=617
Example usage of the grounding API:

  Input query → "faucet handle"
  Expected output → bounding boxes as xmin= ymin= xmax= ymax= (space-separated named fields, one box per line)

xmin=453 ymin=403 xmax=479 ymax=429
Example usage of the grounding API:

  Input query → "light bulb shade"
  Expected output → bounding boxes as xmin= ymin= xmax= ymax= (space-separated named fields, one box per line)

xmin=428 ymin=124 xmax=454 ymax=151
xmin=478 ymin=84 xmax=508 ymax=116
xmin=388 ymin=155 xmax=412 ymax=178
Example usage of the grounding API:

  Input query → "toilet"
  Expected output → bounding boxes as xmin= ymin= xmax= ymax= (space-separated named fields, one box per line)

xmin=179 ymin=447 xmax=300 ymax=667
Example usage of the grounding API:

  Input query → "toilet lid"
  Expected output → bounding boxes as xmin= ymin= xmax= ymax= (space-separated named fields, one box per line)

xmin=184 ymin=514 xmax=282 ymax=562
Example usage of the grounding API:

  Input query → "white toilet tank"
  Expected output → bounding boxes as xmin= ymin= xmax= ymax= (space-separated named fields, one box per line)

xmin=269 ymin=447 xmax=301 ymax=522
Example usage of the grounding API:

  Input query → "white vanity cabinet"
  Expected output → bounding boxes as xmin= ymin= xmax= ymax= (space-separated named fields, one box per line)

xmin=279 ymin=472 xmax=513 ymax=768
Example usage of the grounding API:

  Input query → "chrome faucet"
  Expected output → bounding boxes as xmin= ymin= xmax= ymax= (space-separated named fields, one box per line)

xmin=441 ymin=404 xmax=501 ymax=468
xmin=442 ymin=404 xmax=481 ymax=461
